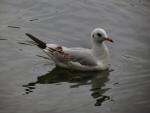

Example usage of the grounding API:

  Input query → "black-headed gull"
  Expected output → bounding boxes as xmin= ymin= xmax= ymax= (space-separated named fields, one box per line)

xmin=25 ymin=28 xmax=113 ymax=71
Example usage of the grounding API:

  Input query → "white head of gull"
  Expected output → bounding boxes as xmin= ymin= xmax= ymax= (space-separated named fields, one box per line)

xmin=25 ymin=28 xmax=113 ymax=71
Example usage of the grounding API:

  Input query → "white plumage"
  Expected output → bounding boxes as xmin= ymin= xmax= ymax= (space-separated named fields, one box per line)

xmin=26 ymin=28 xmax=113 ymax=71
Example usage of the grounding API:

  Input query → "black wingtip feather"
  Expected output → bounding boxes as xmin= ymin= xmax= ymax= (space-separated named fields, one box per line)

xmin=25 ymin=33 xmax=46 ymax=49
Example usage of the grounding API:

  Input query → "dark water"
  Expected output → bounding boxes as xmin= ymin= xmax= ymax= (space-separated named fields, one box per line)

xmin=0 ymin=0 xmax=150 ymax=113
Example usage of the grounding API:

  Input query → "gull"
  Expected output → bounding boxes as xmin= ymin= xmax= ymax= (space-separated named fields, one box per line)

xmin=25 ymin=28 xmax=113 ymax=71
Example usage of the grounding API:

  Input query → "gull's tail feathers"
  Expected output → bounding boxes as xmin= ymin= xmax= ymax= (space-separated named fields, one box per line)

xmin=25 ymin=33 xmax=46 ymax=49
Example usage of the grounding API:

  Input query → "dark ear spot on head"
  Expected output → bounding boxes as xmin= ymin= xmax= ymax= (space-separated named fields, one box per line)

xmin=92 ymin=34 xmax=95 ymax=38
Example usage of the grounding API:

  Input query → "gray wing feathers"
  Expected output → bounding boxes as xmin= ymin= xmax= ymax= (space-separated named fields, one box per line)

xmin=45 ymin=45 xmax=98 ymax=66
xmin=66 ymin=49 xmax=97 ymax=66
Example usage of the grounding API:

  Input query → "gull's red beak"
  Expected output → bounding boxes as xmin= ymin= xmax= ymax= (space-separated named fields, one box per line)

xmin=104 ymin=37 xmax=114 ymax=43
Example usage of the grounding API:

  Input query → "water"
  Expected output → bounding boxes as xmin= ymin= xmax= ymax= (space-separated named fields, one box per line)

xmin=0 ymin=0 xmax=150 ymax=113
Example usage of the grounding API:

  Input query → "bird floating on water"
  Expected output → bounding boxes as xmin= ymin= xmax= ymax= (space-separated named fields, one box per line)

xmin=25 ymin=28 xmax=113 ymax=71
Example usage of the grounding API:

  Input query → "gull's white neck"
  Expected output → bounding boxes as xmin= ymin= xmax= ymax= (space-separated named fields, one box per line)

xmin=92 ymin=41 xmax=110 ymax=65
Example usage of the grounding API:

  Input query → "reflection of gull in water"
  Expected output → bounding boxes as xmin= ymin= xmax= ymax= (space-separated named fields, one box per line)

xmin=23 ymin=67 xmax=111 ymax=106
xmin=25 ymin=28 xmax=113 ymax=71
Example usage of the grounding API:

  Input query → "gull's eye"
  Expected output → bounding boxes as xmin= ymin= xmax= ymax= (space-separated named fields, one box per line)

xmin=97 ymin=33 xmax=102 ymax=37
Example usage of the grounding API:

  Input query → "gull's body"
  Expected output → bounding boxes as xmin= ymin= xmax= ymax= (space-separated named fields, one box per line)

xmin=26 ymin=28 xmax=113 ymax=71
